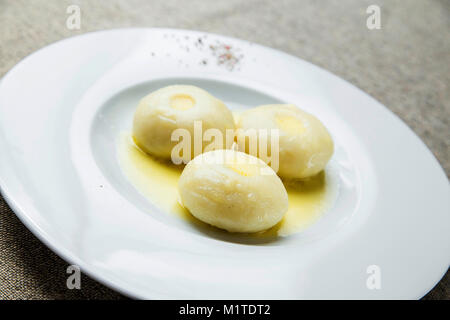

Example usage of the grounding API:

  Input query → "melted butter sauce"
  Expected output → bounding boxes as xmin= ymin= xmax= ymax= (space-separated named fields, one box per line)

xmin=118 ymin=132 xmax=336 ymax=238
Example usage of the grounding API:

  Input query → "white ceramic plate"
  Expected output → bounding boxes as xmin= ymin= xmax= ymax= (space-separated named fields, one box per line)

xmin=0 ymin=28 xmax=448 ymax=299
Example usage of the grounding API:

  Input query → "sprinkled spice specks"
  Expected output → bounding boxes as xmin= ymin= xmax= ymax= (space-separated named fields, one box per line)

xmin=154 ymin=33 xmax=245 ymax=71
xmin=208 ymin=42 xmax=243 ymax=71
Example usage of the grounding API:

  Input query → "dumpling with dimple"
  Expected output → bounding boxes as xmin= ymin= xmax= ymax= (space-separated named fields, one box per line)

xmin=178 ymin=149 xmax=288 ymax=233
xmin=236 ymin=104 xmax=334 ymax=179
xmin=133 ymin=85 xmax=235 ymax=163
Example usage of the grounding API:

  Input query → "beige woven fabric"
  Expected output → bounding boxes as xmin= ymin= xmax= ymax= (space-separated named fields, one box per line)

xmin=0 ymin=0 xmax=448 ymax=299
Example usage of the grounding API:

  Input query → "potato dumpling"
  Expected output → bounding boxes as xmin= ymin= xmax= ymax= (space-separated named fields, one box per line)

xmin=236 ymin=104 xmax=334 ymax=179
xmin=133 ymin=85 xmax=235 ymax=163
xmin=178 ymin=149 xmax=288 ymax=233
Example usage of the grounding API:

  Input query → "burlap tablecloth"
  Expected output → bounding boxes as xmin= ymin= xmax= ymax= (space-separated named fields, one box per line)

xmin=0 ymin=0 xmax=448 ymax=299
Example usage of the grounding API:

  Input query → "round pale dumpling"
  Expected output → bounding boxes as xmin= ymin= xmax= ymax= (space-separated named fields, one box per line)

xmin=178 ymin=149 xmax=288 ymax=233
xmin=236 ymin=104 xmax=334 ymax=179
xmin=133 ymin=85 xmax=235 ymax=163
